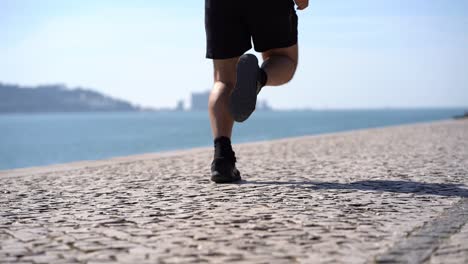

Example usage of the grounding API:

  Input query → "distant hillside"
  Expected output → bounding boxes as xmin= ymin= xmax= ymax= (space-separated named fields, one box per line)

xmin=0 ymin=83 xmax=143 ymax=113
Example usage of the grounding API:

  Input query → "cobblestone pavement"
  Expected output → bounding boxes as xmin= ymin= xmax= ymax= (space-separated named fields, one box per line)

xmin=1 ymin=120 xmax=467 ymax=264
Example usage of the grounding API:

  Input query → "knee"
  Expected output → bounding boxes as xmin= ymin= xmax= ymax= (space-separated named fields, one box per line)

xmin=262 ymin=54 xmax=298 ymax=82
xmin=280 ymin=55 xmax=298 ymax=83
xmin=287 ymin=54 xmax=298 ymax=68
xmin=208 ymin=81 xmax=233 ymax=110
xmin=281 ymin=52 xmax=299 ymax=83
xmin=286 ymin=56 xmax=298 ymax=81
xmin=284 ymin=53 xmax=298 ymax=73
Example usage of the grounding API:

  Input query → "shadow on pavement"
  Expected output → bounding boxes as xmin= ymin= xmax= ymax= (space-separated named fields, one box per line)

xmin=240 ymin=180 xmax=468 ymax=198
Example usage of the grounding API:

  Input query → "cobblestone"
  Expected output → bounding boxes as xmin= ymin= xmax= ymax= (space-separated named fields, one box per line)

xmin=429 ymin=217 xmax=468 ymax=264
xmin=0 ymin=120 xmax=467 ymax=263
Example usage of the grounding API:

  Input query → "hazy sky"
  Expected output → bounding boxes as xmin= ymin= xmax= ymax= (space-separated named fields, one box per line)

xmin=1 ymin=0 xmax=467 ymax=109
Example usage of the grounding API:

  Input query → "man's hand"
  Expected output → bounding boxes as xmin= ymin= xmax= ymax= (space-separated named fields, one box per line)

xmin=294 ymin=0 xmax=309 ymax=10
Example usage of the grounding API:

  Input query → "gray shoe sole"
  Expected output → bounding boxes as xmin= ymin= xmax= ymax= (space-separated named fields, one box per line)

xmin=229 ymin=54 xmax=259 ymax=123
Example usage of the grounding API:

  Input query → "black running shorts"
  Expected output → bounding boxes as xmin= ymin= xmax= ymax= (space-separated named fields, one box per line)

xmin=205 ymin=0 xmax=298 ymax=59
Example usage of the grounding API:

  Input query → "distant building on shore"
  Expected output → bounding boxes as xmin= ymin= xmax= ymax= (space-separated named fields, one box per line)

xmin=190 ymin=90 xmax=272 ymax=111
xmin=257 ymin=100 xmax=273 ymax=111
xmin=175 ymin=100 xmax=185 ymax=111
xmin=191 ymin=91 xmax=210 ymax=111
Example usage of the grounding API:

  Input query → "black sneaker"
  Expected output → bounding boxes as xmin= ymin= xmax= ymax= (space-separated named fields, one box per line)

xmin=229 ymin=53 xmax=262 ymax=123
xmin=210 ymin=156 xmax=241 ymax=183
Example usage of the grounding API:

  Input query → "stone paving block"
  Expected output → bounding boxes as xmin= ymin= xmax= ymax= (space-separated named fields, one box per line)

xmin=429 ymin=222 xmax=468 ymax=264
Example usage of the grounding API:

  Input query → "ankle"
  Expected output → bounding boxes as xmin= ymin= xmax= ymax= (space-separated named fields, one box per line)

xmin=257 ymin=68 xmax=268 ymax=93
xmin=214 ymin=136 xmax=235 ymax=160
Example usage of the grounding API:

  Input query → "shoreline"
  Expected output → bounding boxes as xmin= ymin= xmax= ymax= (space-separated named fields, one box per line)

xmin=0 ymin=118 xmax=458 ymax=178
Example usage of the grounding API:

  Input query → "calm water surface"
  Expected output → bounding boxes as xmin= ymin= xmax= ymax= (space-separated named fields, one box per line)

xmin=0 ymin=109 xmax=463 ymax=170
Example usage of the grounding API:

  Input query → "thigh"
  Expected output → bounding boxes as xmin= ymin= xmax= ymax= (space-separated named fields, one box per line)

xmin=261 ymin=44 xmax=298 ymax=65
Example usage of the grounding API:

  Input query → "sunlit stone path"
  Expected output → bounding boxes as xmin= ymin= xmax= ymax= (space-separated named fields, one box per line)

xmin=1 ymin=120 xmax=467 ymax=263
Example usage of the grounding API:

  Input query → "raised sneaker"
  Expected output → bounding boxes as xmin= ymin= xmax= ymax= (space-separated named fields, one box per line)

xmin=229 ymin=53 xmax=263 ymax=122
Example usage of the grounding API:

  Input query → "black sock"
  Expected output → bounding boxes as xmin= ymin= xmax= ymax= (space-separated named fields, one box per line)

xmin=214 ymin=136 xmax=234 ymax=159
xmin=257 ymin=68 xmax=268 ymax=93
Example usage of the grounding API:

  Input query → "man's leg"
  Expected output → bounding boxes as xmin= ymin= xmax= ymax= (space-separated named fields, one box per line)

xmin=228 ymin=44 xmax=298 ymax=122
xmin=261 ymin=44 xmax=298 ymax=86
xmin=208 ymin=57 xmax=242 ymax=184
xmin=208 ymin=57 xmax=238 ymax=139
